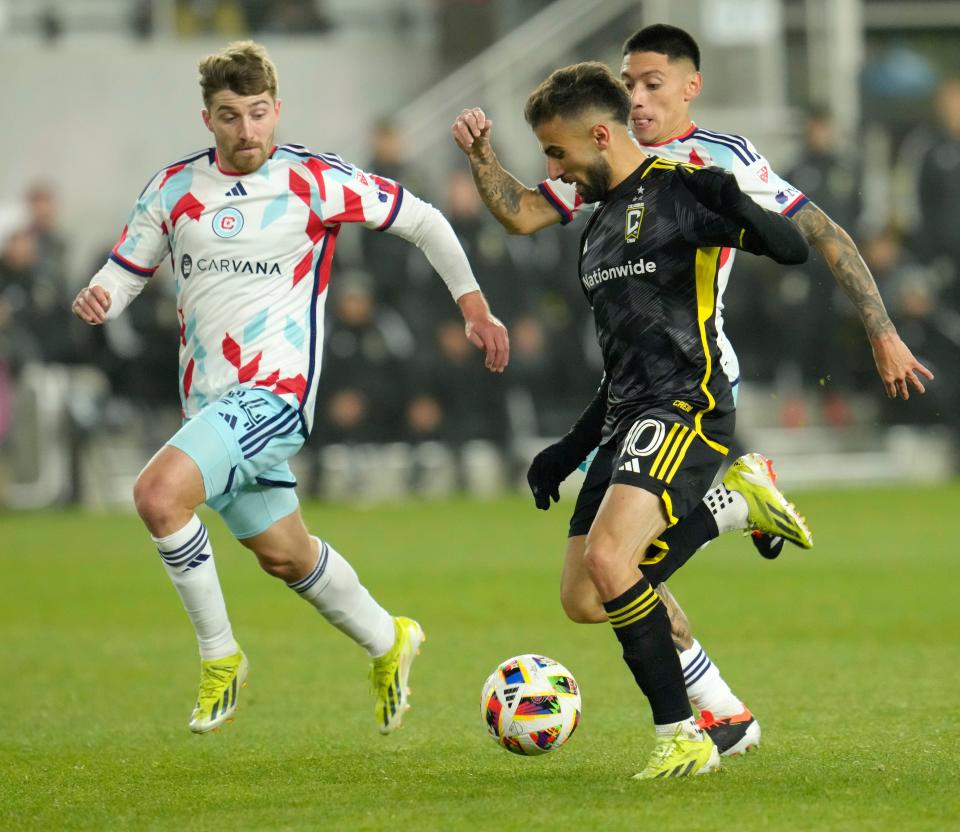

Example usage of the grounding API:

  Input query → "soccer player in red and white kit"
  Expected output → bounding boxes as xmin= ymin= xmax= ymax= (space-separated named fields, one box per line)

xmin=452 ymin=24 xmax=933 ymax=757
xmin=72 ymin=41 xmax=509 ymax=736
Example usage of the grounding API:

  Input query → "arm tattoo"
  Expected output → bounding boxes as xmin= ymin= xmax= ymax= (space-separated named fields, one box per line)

xmin=469 ymin=151 xmax=535 ymax=224
xmin=792 ymin=202 xmax=894 ymax=338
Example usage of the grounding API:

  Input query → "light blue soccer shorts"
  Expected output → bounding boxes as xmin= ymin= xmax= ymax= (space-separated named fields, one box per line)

xmin=168 ymin=387 xmax=305 ymax=539
xmin=577 ymin=380 xmax=740 ymax=473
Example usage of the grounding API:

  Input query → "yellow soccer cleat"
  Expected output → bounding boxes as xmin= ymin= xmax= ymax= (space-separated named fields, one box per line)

xmin=723 ymin=452 xmax=813 ymax=549
xmin=633 ymin=725 xmax=720 ymax=780
xmin=188 ymin=649 xmax=249 ymax=734
xmin=370 ymin=617 xmax=424 ymax=735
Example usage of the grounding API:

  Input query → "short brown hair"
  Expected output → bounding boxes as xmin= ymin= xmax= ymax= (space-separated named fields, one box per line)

xmin=524 ymin=62 xmax=630 ymax=128
xmin=198 ymin=40 xmax=279 ymax=109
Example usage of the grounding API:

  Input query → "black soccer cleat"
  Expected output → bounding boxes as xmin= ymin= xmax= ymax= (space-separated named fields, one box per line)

xmin=697 ymin=708 xmax=761 ymax=757
xmin=751 ymin=530 xmax=785 ymax=560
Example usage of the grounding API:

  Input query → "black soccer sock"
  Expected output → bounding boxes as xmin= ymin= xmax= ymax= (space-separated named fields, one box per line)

xmin=639 ymin=502 xmax=719 ymax=586
xmin=603 ymin=577 xmax=692 ymax=725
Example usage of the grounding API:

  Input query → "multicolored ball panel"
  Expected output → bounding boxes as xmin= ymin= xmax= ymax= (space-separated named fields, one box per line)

xmin=480 ymin=654 xmax=581 ymax=757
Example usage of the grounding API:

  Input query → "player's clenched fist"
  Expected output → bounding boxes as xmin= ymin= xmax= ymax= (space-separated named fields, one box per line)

xmin=451 ymin=107 xmax=493 ymax=156
xmin=72 ymin=285 xmax=112 ymax=325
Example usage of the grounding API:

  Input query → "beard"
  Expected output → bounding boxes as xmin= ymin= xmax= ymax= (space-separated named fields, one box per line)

xmin=229 ymin=143 xmax=268 ymax=173
xmin=577 ymin=156 xmax=613 ymax=203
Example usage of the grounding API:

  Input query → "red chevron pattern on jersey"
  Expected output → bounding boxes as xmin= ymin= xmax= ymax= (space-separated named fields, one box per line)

xmin=95 ymin=143 xmax=402 ymax=432
xmin=222 ymin=333 xmax=263 ymax=384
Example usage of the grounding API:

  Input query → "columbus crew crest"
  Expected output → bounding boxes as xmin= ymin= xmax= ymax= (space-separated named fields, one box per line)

xmin=625 ymin=201 xmax=645 ymax=243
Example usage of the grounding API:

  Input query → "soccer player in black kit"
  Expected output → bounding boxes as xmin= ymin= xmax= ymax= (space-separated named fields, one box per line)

xmin=521 ymin=62 xmax=808 ymax=778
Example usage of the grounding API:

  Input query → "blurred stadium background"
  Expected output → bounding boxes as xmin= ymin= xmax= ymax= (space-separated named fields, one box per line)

xmin=4 ymin=4 xmax=960 ymax=829
xmin=1 ymin=0 xmax=959 ymax=509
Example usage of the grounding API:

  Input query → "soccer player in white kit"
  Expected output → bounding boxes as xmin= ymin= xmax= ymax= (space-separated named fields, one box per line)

xmin=72 ymin=41 xmax=509 ymax=735
xmin=451 ymin=24 xmax=933 ymax=757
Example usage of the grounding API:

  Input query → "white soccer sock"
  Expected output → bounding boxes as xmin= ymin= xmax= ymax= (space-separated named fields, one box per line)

xmin=702 ymin=485 xmax=749 ymax=534
xmin=287 ymin=537 xmax=395 ymax=657
xmin=679 ymin=640 xmax=744 ymax=718
xmin=654 ymin=717 xmax=701 ymax=738
xmin=153 ymin=515 xmax=238 ymax=660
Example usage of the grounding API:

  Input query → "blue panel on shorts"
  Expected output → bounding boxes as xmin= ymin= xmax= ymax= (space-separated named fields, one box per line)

xmin=168 ymin=387 xmax=304 ymax=538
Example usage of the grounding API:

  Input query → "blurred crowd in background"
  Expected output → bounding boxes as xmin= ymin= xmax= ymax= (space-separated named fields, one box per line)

xmin=2 ymin=0 xmax=959 ymax=506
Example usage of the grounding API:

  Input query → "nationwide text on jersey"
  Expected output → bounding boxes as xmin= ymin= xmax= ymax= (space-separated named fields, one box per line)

xmin=581 ymin=258 xmax=658 ymax=290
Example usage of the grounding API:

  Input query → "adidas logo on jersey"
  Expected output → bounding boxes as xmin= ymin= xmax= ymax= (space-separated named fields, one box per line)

xmin=225 ymin=182 xmax=248 ymax=197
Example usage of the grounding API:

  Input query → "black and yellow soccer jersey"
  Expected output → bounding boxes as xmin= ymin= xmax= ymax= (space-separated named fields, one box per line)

xmin=577 ymin=156 xmax=748 ymax=443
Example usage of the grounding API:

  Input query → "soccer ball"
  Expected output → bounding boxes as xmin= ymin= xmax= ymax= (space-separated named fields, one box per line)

xmin=480 ymin=654 xmax=581 ymax=755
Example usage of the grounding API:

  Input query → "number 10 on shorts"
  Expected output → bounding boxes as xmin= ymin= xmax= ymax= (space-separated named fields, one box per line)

xmin=622 ymin=419 xmax=666 ymax=459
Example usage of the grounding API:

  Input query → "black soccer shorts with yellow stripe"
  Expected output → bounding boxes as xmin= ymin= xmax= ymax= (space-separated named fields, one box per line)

xmin=568 ymin=406 xmax=735 ymax=537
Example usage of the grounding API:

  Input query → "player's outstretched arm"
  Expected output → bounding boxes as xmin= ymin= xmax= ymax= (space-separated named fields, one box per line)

xmin=385 ymin=189 xmax=509 ymax=372
xmin=791 ymin=202 xmax=934 ymax=400
xmin=451 ymin=107 xmax=560 ymax=235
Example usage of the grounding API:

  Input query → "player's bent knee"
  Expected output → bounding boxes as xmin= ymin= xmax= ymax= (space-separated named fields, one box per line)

xmin=243 ymin=541 xmax=303 ymax=583
xmin=133 ymin=469 xmax=179 ymax=529
xmin=560 ymin=589 xmax=607 ymax=624
xmin=252 ymin=549 xmax=298 ymax=580
xmin=582 ymin=537 xmax=618 ymax=586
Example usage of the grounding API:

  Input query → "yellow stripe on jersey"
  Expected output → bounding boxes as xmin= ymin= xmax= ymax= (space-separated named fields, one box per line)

xmin=692 ymin=247 xmax=730 ymax=456
xmin=641 ymin=157 xmax=697 ymax=179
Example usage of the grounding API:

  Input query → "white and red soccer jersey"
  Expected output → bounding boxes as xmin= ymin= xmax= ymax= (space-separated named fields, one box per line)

xmin=539 ymin=123 xmax=808 ymax=386
xmin=96 ymin=143 xmax=404 ymax=433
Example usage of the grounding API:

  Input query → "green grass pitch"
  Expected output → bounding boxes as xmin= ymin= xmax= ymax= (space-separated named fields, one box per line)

xmin=3 ymin=483 xmax=959 ymax=830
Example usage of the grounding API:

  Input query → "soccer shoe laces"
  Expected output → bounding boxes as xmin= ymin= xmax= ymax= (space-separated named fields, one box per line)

xmin=198 ymin=661 xmax=237 ymax=701
xmin=368 ymin=663 xmax=389 ymax=695
xmin=369 ymin=649 xmax=399 ymax=696
xmin=641 ymin=731 xmax=686 ymax=773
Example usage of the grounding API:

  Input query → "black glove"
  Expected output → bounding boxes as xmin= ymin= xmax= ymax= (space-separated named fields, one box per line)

xmin=676 ymin=165 xmax=747 ymax=216
xmin=677 ymin=164 xmax=808 ymax=265
xmin=526 ymin=441 xmax=587 ymax=510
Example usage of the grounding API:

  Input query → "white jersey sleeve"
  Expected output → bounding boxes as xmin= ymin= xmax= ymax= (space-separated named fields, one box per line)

xmin=288 ymin=148 xmax=479 ymax=299
xmin=279 ymin=147 xmax=405 ymax=231
xmin=108 ymin=167 xmax=173 ymax=275
xmin=707 ymin=131 xmax=808 ymax=217
xmin=88 ymin=164 xmax=179 ymax=318
xmin=386 ymin=191 xmax=480 ymax=300
xmin=537 ymin=179 xmax=587 ymax=225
